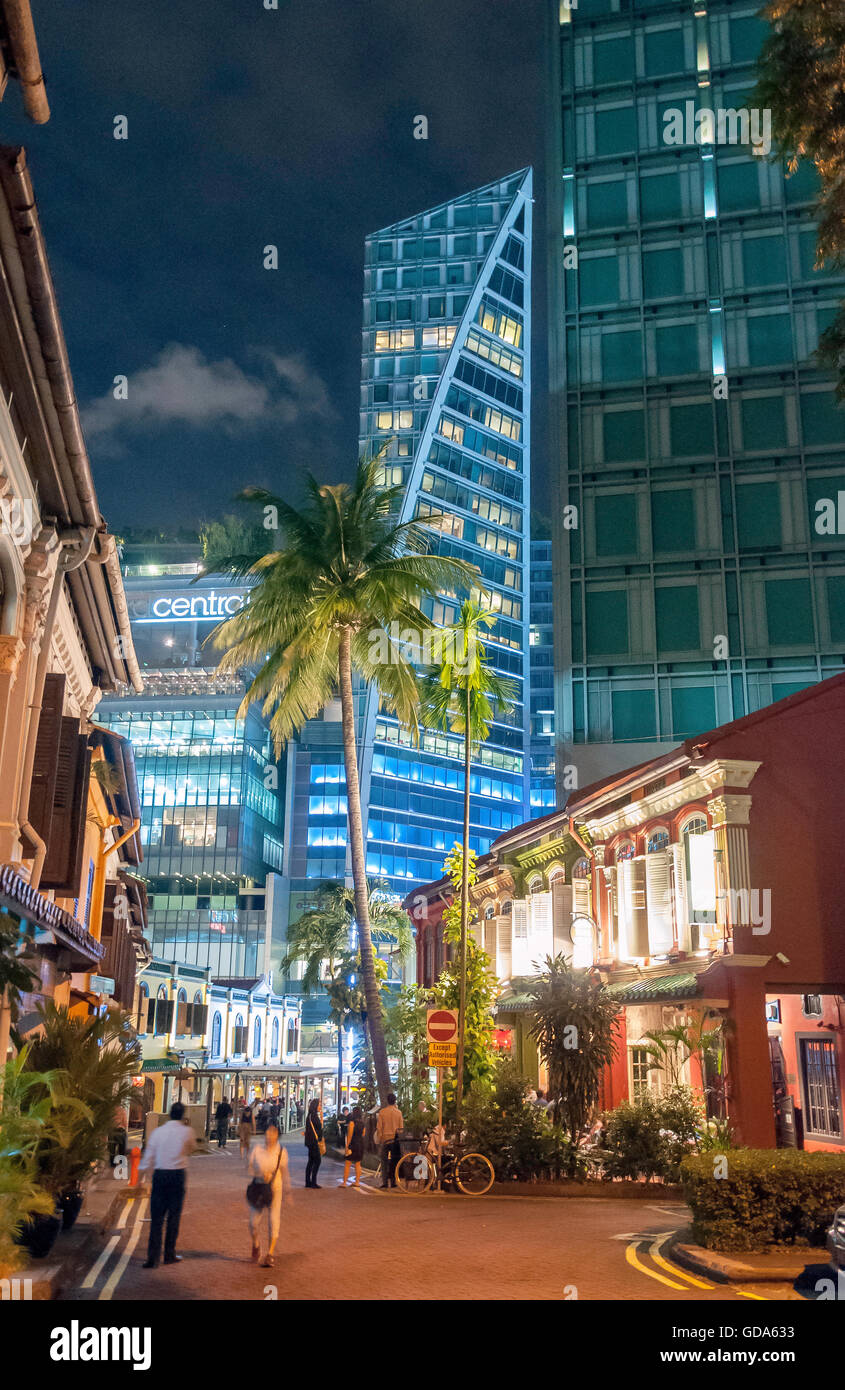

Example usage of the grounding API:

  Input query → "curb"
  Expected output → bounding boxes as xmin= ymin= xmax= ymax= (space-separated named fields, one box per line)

xmin=11 ymin=1186 xmax=136 ymax=1300
xmin=669 ymin=1236 xmax=807 ymax=1284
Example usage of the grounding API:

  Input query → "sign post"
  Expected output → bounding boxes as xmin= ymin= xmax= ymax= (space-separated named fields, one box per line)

xmin=426 ymin=1010 xmax=458 ymax=1192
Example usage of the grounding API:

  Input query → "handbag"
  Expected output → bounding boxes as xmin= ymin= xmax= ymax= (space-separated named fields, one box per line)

xmin=246 ymin=1146 xmax=282 ymax=1209
xmin=308 ymin=1115 xmax=326 ymax=1156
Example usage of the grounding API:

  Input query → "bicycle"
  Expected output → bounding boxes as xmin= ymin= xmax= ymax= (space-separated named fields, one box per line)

xmin=394 ymin=1137 xmax=495 ymax=1196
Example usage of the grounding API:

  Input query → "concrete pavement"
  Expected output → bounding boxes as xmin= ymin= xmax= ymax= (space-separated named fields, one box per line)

xmin=59 ymin=1136 xmax=805 ymax=1302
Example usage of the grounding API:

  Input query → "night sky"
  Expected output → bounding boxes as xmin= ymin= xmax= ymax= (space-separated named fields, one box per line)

xmin=0 ymin=0 xmax=545 ymax=531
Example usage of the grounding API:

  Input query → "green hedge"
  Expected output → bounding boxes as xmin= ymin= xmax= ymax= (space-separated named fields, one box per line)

xmin=681 ymin=1149 xmax=845 ymax=1252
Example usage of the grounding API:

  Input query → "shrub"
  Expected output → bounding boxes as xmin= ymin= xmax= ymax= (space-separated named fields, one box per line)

xmin=681 ymin=1149 xmax=845 ymax=1252
xmin=462 ymin=1058 xmax=577 ymax=1181
xmin=601 ymin=1085 xmax=703 ymax=1183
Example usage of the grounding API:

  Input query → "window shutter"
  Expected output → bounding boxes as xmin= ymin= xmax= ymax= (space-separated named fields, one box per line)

xmin=176 ymin=1001 xmax=188 ymax=1033
xmin=41 ymin=719 xmax=91 ymax=894
xmin=529 ymin=890 xmax=553 ymax=967
xmin=609 ymin=866 xmax=619 ymax=950
xmin=618 ymin=860 xmax=633 ymax=957
xmin=483 ymin=919 xmax=496 ymax=961
xmin=670 ymin=842 xmax=691 ymax=951
xmin=137 ymin=995 xmax=151 ymax=1033
xmin=551 ymin=877 xmax=572 ymax=957
xmin=629 ymin=856 xmax=649 ymax=957
xmin=495 ymin=916 xmax=512 ymax=978
xmin=511 ymin=898 xmax=530 ymax=974
xmin=25 ymin=673 xmax=66 ymax=852
xmin=193 ymin=1004 xmax=208 ymax=1036
xmin=646 ymin=849 xmax=674 ymax=955
xmin=573 ymin=875 xmax=591 ymax=919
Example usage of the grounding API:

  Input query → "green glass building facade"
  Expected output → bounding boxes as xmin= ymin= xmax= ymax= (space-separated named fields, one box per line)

xmin=547 ymin=0 xmax=845 ymax=787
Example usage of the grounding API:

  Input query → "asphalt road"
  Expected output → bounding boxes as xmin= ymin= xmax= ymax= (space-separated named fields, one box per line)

xmin=61 ymin=1137 xmax=804 ymax=1302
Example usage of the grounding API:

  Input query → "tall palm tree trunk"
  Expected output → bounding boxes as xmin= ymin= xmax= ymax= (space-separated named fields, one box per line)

xmin=455 ymin=680 xmax=471 ymax=1132
xmin=336 ymin=1016 xmax=345 ymax=1114
xmin=338 ymin=628 xmax=391 ymax=1104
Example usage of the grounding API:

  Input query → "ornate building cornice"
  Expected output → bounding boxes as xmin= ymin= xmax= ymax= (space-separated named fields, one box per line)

xmin=582 ymin=759 xmax=761 ymax=842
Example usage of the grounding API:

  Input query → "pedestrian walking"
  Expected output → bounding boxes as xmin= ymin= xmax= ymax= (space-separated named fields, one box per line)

xmin=214 ymin=1097 xmax=232 ymax=1148
xmin=239 ymin=1100 xmax=255 ymax=1163
xmin=341 ymin=1105 xmax=365 ymax=1187
xmin=139 ymin=1102 xmax=196 ymax=1268
xmin=245 ymin=1122 xmax=291 ymax=1268
xmin=336 ymin=1105 xmax=350 ymax=1146
xmin=295 ymin=1098 xmax=304 ymax=1127
xmin=375 ymin=1092 xmax=404 ymax=1189
xmin=304 ymin=1098 xmax=325 ymax=1188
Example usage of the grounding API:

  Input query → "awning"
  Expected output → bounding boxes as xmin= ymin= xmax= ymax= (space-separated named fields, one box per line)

xmin=604 ymin=971 xmax=704 ymax=1004
xmin=140 ymin=1055 xmax=181 ymax=1073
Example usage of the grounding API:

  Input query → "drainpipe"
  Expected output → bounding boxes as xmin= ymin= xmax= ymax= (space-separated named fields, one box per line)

xmin=18 ymin=525 xmax=96 ymax=888
xmin=1 ymin=1 xmax=50 ymax=124
xmin=88 ymin=810 xmax=141 ymax=944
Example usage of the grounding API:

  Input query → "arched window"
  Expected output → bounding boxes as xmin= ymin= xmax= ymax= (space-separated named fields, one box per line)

xmin=271 ymin=1016 xmax=280 ymax=1057
xmin=154 ymin=986 xmax=168 ymax=1037
xmin=191 ymin=991 xmax=202 ymax=1037
xmin=681 ymin=815 xmax=708 ymax=839
xmin=176 ymin=987 xmax=187 ymax=1036
xmin=616 ymin=842 xmax=635 ymax=862
xmin=253 ymin=1016 xmax=262 ymax=1057
xmin=572 ymin=857 xmax=590 ymax=879
xmin=501 ymin=900 xmax=512 ymax=915
xmin=483 ymin=902 xmax=495 ymax=920
xmin=528 ymin=875 xmax=544 ymax=894
xmin=211 ymin=1012 xmax=222 ymax=1057
xmin=234 ymin=1013 xmax=244 ymax=1054
xmin=137 ymin=982 xmax=149 ymax=1034
xmin=647 ymin=829 xmax=669 ymax=854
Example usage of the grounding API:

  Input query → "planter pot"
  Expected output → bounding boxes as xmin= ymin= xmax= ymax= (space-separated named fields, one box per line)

xmin=16 ymin=1208 xmax=62 ymax=1260
xmin=59 ymin=1187 xmax=84 ymax=1231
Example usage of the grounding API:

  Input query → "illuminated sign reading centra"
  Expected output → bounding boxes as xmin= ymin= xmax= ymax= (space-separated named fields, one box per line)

xmin=136 ymin=591 xmax=247 ymax=623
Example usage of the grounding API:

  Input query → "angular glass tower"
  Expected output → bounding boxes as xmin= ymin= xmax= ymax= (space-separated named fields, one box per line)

xmin=356 ymin=170 xmax=534 ymax=893
xmin=529 ymin=537 xmax=556 ymax=810
xmin=548 ymin=0 xmax=845 ymax=788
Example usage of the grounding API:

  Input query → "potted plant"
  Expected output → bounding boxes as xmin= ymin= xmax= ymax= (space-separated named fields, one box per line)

xmin=23 ymin=1003 xmax=141 ymax=1229
xmin=0 ymin=1049 xmax=65 ymax=1265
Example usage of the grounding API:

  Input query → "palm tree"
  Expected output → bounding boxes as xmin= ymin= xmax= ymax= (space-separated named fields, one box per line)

xmin=417 ymin=599 xmax=517 ymax=1126
xmin=208 ymin=459 xmax=476 ymax=1102
xmin=281 ymin=878 xmax=413 ymax=1110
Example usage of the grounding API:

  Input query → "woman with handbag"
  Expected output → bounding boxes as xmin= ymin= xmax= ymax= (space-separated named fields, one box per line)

xmin=304 ymin=1098 xmax=325 ymax=1189
xmin=245 ymin=1122 xmax=291 ymax=1268
xmin=341 ymin=1105 xmax=365 ymax=1188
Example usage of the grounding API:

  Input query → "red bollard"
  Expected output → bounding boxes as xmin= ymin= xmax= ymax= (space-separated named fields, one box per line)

xmin=129 ymin=1146 xmax=141 ymax=1188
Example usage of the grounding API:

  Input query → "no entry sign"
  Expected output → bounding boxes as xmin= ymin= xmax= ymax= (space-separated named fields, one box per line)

xmin=426 ymin=1008 xmax=458 ymax=1045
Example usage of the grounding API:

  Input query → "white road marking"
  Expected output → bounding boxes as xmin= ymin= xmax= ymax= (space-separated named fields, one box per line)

xmin=99 ymin=1197 xmax=148 ymax=1301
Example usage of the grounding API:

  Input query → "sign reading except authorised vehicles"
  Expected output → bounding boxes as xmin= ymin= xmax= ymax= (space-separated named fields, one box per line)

xmin=426 ymin=1008 xmax=458 ymax=1044
xmin=428 ymin=1042 xmax=457 ymax=1068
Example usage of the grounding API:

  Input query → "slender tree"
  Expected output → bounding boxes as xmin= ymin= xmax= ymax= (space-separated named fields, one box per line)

xmin=753 ymin=0 xmax=845 ymax=395
xmin=208 ymin=460 xmax=476 ymax=1102
xmin=417 ymin=600 xmax=516 ymax=1127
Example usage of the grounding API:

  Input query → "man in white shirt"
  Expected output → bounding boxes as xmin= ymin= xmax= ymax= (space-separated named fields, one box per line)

xmin=139 ymin=1102 xmax=196 ymax=1268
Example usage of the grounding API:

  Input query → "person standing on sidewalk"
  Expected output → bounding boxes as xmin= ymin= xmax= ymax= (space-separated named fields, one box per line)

xmin=139 ymin=1102 xmax=196 ymax=1268
xmin=341 ymin=1106 xmax=365 ymax=1188
xmin=375 ymin=1093 xmax=404 ymax=1189
xmin=214 ymin=1097 xmax=232 ymax=1148
xmin=246 ymin=1122 xmax=291 ymax=1268
xmin=304 ymin=1098 xmax=324 ymax=1188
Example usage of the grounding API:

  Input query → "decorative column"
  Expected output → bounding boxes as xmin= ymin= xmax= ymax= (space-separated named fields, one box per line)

xmin=707 ymin=793 xmax=753 ymax=950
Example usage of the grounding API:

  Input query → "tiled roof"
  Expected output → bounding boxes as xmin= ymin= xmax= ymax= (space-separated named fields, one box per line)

xmin=604 ymin=972 xmax=702 ymax=1004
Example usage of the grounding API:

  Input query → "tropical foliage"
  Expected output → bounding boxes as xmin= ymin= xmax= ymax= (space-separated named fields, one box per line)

xmin=600 ymin=1085 xmax=705 ymax=1184
xmin=527 ymin=956 xmax=620 ymax=1172
xmin=0 ymin=1050 xmax=61 ymax=1272
xmin=434 ymin=845 xmax=499 ymax=1106
xmin=207 ymin=458 xmax=476 ymax=1101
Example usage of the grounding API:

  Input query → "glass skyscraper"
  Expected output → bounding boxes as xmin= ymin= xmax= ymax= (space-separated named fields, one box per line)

xmin=548 ymin=0 xmax=845 ymax=788
xmin=97 ymin=546 xmax=287 ymax=977
xmin=353 ymin=170 xmax=534 ymax=894
xmin=529 ymin=538 xmax=556 ymax=810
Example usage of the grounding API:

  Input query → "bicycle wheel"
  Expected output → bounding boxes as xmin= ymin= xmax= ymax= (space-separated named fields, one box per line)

xmin=455 ymin=1152 xmax=495 ymax=1195
xmin=395 ymin=1150 xmax=435 ymax=1194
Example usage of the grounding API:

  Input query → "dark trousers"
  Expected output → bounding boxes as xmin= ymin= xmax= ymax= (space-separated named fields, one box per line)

xmin=305 ymin=1143 xmax=321 ymax=1187
xmin=147 ymin=1169 xmax=186 ymax=1265
xmin=382 ymin=1138 xmax=401 ymax=1187
xmin=216 ymin=1121 xmax=228 ymax=1148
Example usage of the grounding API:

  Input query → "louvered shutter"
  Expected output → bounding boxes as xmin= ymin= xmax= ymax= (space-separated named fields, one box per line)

xmin=610 ymin=867 xmax=619 ymax=951
xmin=551 ymin=878 xmax=572 ymax=957
xmin=25 ymin=673 xmax=65 ymax=853
xmin=646 ymin=849 xmax=674 ymax=955
xmin=618 ymin=860 xmax=633 ymax=958
xmin=176 ymin=1001 xmax=188 ymax=1033
xmin=495 ymin=916 xmax=512 ymax=978
xmin=573 ymin=875 xmax=591 ymax=919
xmin=629 ymin=856 xmax=649 ymax=957
xmin=529 ymin=890 xmax=553 ymax=968
xmin=41 ymin=721 xmax=91 ymax=894
xmin=192 ymin=1004 xmax=208 ymax=1037
xmin=511 ymin=899 xmax=530 ymax=974
xmin=671 ymin=842 xmax=691 ymax=951
xmin=483 ymin=919 xmax=496 ymax=961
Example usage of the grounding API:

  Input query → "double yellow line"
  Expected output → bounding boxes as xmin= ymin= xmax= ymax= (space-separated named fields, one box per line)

xmin=625 ymin=1234 xmax=768 ymax=1299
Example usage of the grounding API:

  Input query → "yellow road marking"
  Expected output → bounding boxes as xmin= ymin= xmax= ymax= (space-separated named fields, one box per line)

xmin=81 ymin=1234 xmax=120 ymax=1290
xmin=650 ymin=1237 xmax=714 ymax=1290
xmin=625 ymin=1239 xmax=687 ymax=1290
xmin=736 ymin=1289 xmax=768 ymax=1301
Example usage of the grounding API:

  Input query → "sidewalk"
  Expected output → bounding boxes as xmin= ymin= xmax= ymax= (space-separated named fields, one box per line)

xmin=9 ymin=1172 xmax=135 ymax=1300
xmin=670 ymin=1232 xmax=832 ymax=1284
